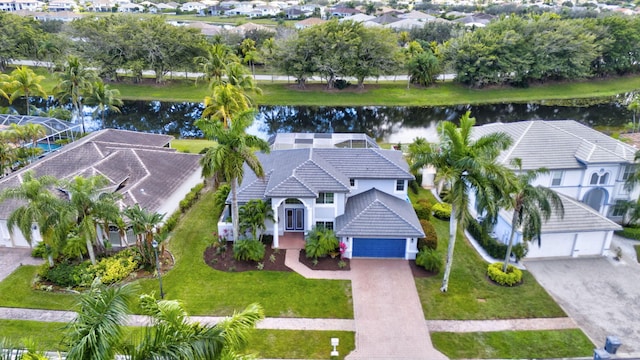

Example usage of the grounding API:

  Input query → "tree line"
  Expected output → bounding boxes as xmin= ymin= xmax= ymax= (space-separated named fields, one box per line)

xmin=5 ymin=11 xmax=640 ymax=89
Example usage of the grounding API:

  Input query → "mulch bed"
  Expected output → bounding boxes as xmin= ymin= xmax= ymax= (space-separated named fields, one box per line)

xmin=203 ymin=242 xmax=291 ymax=272
xmin=409 ymin=260 xmax=437 ymax=278
xmin=298 ymin=250 xmax=350 ymax=271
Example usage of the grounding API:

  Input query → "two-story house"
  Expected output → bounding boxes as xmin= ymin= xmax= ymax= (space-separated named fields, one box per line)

xmin=471 ymin=120 xmax=638 ymax=258
xmin=217 ymin=134 xmax=424 ymax=259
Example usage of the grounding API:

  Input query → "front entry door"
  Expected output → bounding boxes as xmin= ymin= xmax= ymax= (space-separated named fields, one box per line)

xmin=285 ymin=208 xmax=304 ymax=231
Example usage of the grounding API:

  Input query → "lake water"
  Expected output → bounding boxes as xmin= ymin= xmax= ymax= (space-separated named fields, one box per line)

xmin=10 ymin=97 xmax=635 ymax=144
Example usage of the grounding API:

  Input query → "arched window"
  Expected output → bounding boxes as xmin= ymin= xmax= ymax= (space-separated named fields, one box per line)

xmin=590 ymin=172 xmax=610 ymax=185
xmin=590 ymin=173 xmax=599 ymax=185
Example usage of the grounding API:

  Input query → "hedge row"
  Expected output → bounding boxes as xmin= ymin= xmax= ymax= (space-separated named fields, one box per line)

xmin=466 ymin=219 xmax=528 ymax=261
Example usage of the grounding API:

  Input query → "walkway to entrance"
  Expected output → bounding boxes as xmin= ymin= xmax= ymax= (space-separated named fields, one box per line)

xmin=278 ymin=232 xmax=305 ymax=249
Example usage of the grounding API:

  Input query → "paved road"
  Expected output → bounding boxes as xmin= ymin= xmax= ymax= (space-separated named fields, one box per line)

xmin=525 ymin=236 xmax=640 ymax=356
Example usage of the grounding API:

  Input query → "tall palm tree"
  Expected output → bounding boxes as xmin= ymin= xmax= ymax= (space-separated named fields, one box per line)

xmin=0 ymin=171 xmax=65 ymax=266
xmin=202 ymin=83 xmax=252 ymax=128
xmin=0 ymin=73 xmax=18 ymax=102
xmin=61 ymin=175 xmax=118 ymax=265
xmin=65 ymin=281 xmax=264 ymax=360
xmin=239 ymin=199 xmax=274 ymax=242
xmin=7 ymin=66 xmax=47 ymax=116
xmin=123 ymin=204 xmax=164 ymax=270
xmin=195 ymin=110 xmax=270 ymax=242
xmin=85 ymin=80 xmax=123 ymax=123
xmin=495 ymin=160 xmax=564 ymax=272
xmin=410 ymin=112 xmax=513 ymax=292
xmin=54 ymin=56 xmax=98 ymax=134
xmin=194 ymin=43 xmax=239 ymax=86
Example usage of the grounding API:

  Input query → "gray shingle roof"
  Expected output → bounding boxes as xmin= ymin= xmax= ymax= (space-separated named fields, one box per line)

xmin=473 ymin=120 xmax=636 ymax=170
xmin=236 ymin=148 xmax=413 ymax=201
xmin=499 ymin=192 xmax=621 ymax=233
xmin=335 ymin=188 xmax=424 ymax=238
xmin=0 ymin=129 xmax=201 ymax=218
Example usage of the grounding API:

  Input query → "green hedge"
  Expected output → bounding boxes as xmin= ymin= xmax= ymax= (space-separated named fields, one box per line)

xmin=615 ymin=226 xmax=640 ymax=240
xmin=418 ymin=219 xmax=438 ymax=250
xmin=466 ymin=220 xmax=528 ymax=261
xmin=414 ymin=199 xmax=432 ymax=220
xmin=432 ymin=202 xmax=451 ymax=220
xmin=487 ymin=262 xmax=523 ymax=286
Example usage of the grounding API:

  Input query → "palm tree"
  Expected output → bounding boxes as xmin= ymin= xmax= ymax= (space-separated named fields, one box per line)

xmin=61 ymin=175 xmax=118 ymax=265
xmin=123 ymin=204 xmax=164 ymax=270
xmin=7 ymin=66 xmax=47 ymax=116
xmin=497 ymin=160 xmax=564 ymax=272
xmin=54 ymin=56 xmax=98 ymax=134
xmin=195 ymin=110 xmax=270 ymax=242
xmin=85 ymin=80 xmax=123 ymax=123
xmin=409 ymin=112 xmax=513 ymax=292
xmin=0 ymin=171 xmax=65 ymax=266
xmin=194 ymin=43 xmax=239 ymax=86
xmin=202 ymin=83 xmax=252 ymax=128
xmin=239 ymin=199 xmax=274 ymax=242
xmin=0 ymin=140 xmax=16 ymax=177
xmin=0 ymin=73 xmax=18 ymax=102
xmin=65 ymin=281 xmax=264 ymax=360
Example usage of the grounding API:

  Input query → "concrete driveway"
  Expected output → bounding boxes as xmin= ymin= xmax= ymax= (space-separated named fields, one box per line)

xmin=524 ymin=236 xmax=640 ymax=355
xmin=0 ymin=247 xmax=43 ymax=282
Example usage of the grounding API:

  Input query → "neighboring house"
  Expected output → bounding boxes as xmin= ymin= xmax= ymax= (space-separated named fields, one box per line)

xmin=118 ymin=2 xmax=142 ymax=12
xmin=340 ymin=13 xmax=375 ymax=22
xmin=180 ymin=1 xmax=206 ymax=12
xmin=218 ymin=134 xmax=423 ymax=260
xmin=471 ymin=120 xmax=639 ymax=258
xmin=233 ymin=21 xmax=275 ymax=34
xmin=0 ymin=129 xmax=202 ymax=248
xmin=47 ymin=0 xmax=76 ymax=12
xmin=294 ymin=16 xmax=325 ymax=29
xmin=329 ymin=6 xmax=360 ymax=17
xmin=0 ymin=0 xmax=43 ymax=12
xmin=398 ymin=10 xmax=436 ymax=20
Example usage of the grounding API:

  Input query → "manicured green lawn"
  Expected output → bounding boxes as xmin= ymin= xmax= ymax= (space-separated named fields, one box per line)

xmin=0 ymin=192 xmax=352 ymax=318
xmin=409 ymin=188 xmax=565 ymax=320
xmin=135 ymin=191 xmax=353 ymax=318
xmin=0 ymin=320 xmax=355 ymax=359
xmin=170 ymin=138 xmax=216 ymax=153
xmin=0 ymin=320 xmax=66 ymax=351
xmin=431 ymin=329 xmax=594 ymax=359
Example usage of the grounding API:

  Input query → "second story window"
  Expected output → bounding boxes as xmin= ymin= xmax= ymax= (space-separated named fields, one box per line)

xmin=316 ymin=192 xmax=334 ymax=204
xmin=590 ymin=172 xmax=609 ymax=185
xmin=350 ymin=178 xmax=355 ymax=187
xmin=551 ymin=171 xmax=563 ymax=186
xmin=621 ymin=165 xmax=635 ymax=181
xmin=396 ymin=180 xmax=405 ymax=191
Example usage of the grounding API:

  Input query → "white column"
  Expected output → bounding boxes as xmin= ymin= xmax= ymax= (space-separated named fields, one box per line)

xmin=272 ymin=202 xmax=279 ymax=248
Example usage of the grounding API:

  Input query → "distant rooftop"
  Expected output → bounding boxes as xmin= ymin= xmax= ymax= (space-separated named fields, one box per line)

xmin=268 ymin=133 xmax=380 ymax=150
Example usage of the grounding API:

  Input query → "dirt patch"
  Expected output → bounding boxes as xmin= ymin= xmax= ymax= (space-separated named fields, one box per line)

xmin=298 ymin=249 xmax=350 ymax=271
xmin=409 ymin=261 xmax=437 ymax=278
xmin=203 ymin=242 xmax=291 ymax=272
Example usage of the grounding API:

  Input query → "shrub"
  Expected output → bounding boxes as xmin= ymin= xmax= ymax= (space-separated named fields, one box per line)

xmin=163 ymin=211 xmax=181 ymax=233
xmin=214 ymin=184 xmax=231 ymax=213
xmin=418 ymin=219 xmax=438 ymax=250
xmin=416 ymin=248 xmax=442 ymax=273
xmin=305 ymin=226 xmax=339 ymax=260
xmin=413 ymin=199 xmax=432 ymax=220
xmin=487 ymin=262 xmax=523 ymax=286
xmin=334 ymin=79 xmax=350 ymax=89
xmin=466 ymin=220 xmax=528 ymax=261
xmin=616 ymin=226 xmax=640 ymax=240
xmin=31 ymin=242 xmax=48 ymax=259
xmin=178 ymin=183 xmax=205 ymax=213
xmin=91 ymin=251 xmax=139 ymax=285
xmin=38 ymin=262 xmax=76 ymax=288
xmin=432 ymin=202 xmax=452 ymax=220
xmin=233 ymin=239 xmax=266 ymax=262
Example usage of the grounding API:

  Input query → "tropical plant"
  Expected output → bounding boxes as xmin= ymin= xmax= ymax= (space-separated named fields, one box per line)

xmin=195 ymin=109 xmax=270 ymax=242
xmin=0 ymin=171 xmax=66 ymax=266
xmin=202 ymin=83 xmax=252 ymax=127
xmin=65 ymin=280 xmax=264 ymax=360
xmin=6 ymin=66 xmax=47 ymax=115
xmin=432 ymin=202 xmax=452 ymax=220
xmin=54 ymin=56 xmax=98 ymax=133
xmin=416 ymin=247 xmax=442 ymax=273
xmin=61 ymin=175 xmax=119 ymax=265
xmin=84 ymin=80 xmax=123 ymax=122
xmin=496 ymin=160 xmax=564 ymax=272
xmin=239 ymin=199 xmax=274 ymax=242
xmin=233 ymin=239 xmax=266 ymax=262
xmin=123 ymin=204 xmax=164 ymax=270
xmin=487 ymin=262 xmax=523 ymax=286
xmin=194 ymin=43 xmax=239 ymax=86
xmin=304 ymin=226 xmax=339 ymax=260
xmin=409 ymin=111 xmax=513 ymax=292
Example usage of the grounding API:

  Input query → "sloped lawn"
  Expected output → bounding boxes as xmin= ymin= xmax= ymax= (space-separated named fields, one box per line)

xmin=410 ymin=188 xmax=565 ymax=320
xmin=136 ymin=191 xmax=353 ymax=318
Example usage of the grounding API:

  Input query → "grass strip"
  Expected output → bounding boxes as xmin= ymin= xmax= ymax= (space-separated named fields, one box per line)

xmin=409 ymin=187 xmax=565 ymax=320
xmin=431 ymin=329 xmax=594 ymax=359
xmin=170 ymin=138 xmax=216 ymax=153
xmin=0 ymin=320 xmax=355 ymax=359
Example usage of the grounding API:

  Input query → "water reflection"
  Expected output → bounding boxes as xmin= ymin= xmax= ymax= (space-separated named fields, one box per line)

xmin=3 ymin=99 xmax=632 ymax=144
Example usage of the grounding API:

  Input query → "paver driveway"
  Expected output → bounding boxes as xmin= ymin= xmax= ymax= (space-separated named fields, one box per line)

xmin=0 ymin=247 xmax=42 ymax=281
xmin=346 ymin=259 xmax=447 ymax=360
xmin=525 ymin=241 xmax=640 ymax=355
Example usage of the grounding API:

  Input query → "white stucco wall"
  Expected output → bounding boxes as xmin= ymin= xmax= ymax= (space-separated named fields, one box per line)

xmin=0 ymin=220 xmax=42 ymax=248
xmin=349 ymin=179 xmax=407 ymax=199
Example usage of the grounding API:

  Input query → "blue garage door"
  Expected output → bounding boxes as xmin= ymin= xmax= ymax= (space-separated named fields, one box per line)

xmin=352 ymin=238 xmax=406 ymax=258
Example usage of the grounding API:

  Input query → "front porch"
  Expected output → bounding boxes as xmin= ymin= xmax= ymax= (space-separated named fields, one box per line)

xmin=278 ymin=232 xmax=305 ymax=249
